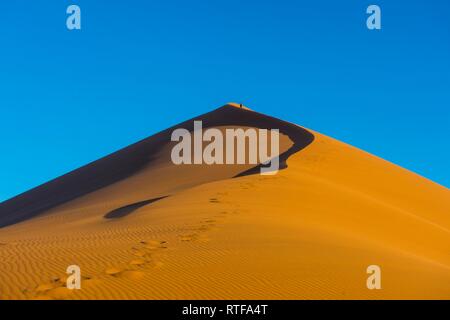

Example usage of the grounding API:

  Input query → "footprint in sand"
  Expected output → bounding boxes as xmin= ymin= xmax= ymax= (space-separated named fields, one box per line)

xmin=126 ymin=240 xmax=168 ymax=270
xmin=195 ymin=235 xmax=211 ymax=243
xmin=158 ymin=241 xmax=168 ymax=249
xmin=197 ymin=218 xmax=220 ymax=232
xmin=204 ymin=219 xmax=218 ymax=226
xmin=31 ymin=275 xmax=81 ymax=299
xmin=32 ymin=274 xmax=101 ymax=299
xmin=132 ymin=249 xmax=148 ymax=257
xmin=129 ymin=258 xmax=146 ymax=266
xmin=106 ymin=266 xmax=149 ymax=280
xmin=81 ymin=277 xmax=102 ymax=288
xmin=35 ymin=283 xmax=55 ymax=293
xmin=197 ymin=225 xmax=210 ymax=232
xmin=105 ymin=257 xmax=156 ymax=280
xmin=105 ymin=267 xmax=124 ymax=276
xmin=140 ymin=240 xmax=167 ymax=250
xmin=179 ymin=232 xmax=210 ymax=243
xmin=118 ymin=270 xmax=145 ymax=280
xmin=100 ymin=238 xmax=168 ymax=286
xmin=179 ymin=234 xmax=197 ymax=242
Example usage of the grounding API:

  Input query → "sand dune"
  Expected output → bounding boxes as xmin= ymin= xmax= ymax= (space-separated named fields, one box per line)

xmin=0 ymin=103 xmax=449 ymax=299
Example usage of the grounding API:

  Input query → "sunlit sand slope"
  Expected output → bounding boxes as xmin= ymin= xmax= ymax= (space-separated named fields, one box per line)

xmin=0 ymin=104 xmax=448 ymax=299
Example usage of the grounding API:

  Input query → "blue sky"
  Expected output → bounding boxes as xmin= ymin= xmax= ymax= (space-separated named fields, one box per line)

xmin=0 ymin=0 xmax=449 ymax=201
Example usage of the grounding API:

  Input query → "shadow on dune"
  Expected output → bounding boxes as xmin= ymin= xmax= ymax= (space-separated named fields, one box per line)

xmin=104 ymin=196 xmax=168 ymax=219
xmin=0 ymin=104 xmax=314 ymax=228
xmin=234 ymin=111 xmax=313 ymax=178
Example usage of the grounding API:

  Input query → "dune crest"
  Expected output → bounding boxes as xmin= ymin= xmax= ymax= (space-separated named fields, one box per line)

xmin=0 ymin=104 xmax=449 ymax=300
xmin=0 ymin=105 xmax=313 ymax=228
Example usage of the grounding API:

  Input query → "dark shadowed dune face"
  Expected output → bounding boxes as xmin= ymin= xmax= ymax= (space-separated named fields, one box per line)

xmin=104 ymin=196 xmax=169 ymax=219
xmin=0 ymin=105 xmax=314 ymax=228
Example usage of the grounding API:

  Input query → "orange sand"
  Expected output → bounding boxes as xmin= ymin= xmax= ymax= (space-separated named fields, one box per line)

xmin=0 ymin=104 xmax=449 ymax=299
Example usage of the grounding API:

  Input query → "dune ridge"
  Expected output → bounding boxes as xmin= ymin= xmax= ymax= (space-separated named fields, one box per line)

xmin=0 ymin=104 xmax=313 ymax=228
xmin=0 ymin=104 xmax=449 ymax=300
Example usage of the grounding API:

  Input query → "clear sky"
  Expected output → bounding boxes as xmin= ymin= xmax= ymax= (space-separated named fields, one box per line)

xmin=0 ymin=0 xmax=449 ymax=201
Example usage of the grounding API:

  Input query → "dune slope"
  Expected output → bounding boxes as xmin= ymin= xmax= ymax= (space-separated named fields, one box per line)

xmin=0 ymin=104 xmax=449 ymax=299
